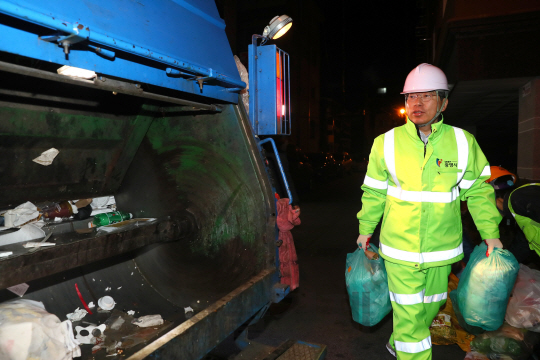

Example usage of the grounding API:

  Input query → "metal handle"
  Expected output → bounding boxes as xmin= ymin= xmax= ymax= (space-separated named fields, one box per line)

xmin=259 ymin=138 xmax=292 ymax=204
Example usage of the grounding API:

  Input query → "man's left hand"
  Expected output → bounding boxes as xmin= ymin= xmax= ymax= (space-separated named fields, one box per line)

xmin=484 ymin=238 xmax=503 ymax=257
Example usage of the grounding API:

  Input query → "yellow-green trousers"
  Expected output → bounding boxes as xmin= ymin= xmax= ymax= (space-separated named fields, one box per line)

xmin=385 ymin=261 xmax=451 ymax=360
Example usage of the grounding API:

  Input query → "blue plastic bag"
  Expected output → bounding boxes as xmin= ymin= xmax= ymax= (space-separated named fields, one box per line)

xmin=345 ymin=245 xmax=391 ymax=326
xmin=456 ymin=242 xmax=519 ymax=331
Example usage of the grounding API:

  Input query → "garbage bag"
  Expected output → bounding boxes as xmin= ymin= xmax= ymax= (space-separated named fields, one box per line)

xmin=0 ymin=299 xmax=81 ymax=360
xmin=345 ymin=245 xmax=391 ymax=326
xmin=455 ymin=242 xmax=519 ymax=331
xmin=450 ymin=290 xmax=486 ymax=336
xmin=470 ymin=323 xmax=540 ymax=360
xmin=505 ymin=264 xmax=540 ymax=332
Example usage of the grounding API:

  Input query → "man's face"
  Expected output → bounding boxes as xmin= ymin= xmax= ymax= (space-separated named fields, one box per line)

xmin=405 ymin=91 xmax=448 ymax=126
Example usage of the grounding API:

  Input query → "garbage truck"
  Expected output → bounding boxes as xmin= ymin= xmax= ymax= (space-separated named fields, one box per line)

xmin=0 ymin=1 xmax=325 ymax=359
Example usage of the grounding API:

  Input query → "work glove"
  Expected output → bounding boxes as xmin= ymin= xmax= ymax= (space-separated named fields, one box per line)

xmin=484 ymin=238 xmax=503 ymax=257
xmin=356 ymin=234 xmax=372 ymax=252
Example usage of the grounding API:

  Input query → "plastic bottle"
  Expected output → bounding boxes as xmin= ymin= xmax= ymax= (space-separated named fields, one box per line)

xmin=90 ymin=211 xmax=132 ymax=228
xmin=42 ymin=201 xmax=78 ymax=219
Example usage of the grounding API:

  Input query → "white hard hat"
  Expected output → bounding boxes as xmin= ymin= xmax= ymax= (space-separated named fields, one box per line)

xmin=401 ymin=63 xmax=449 ymax=94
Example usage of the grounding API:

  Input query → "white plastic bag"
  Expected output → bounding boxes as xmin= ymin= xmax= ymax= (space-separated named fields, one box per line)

xmin=505 ymin=264 xmax=540 ymax=332
xmin=0 ymin=299 xmax=80 ymax=360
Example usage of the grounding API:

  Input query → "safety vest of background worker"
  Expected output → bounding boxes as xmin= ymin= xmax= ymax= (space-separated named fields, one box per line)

xmin=503 ymin=183 xmax=540 ymax=257
xmin=356 ymin=63 xmax=503 ymax=360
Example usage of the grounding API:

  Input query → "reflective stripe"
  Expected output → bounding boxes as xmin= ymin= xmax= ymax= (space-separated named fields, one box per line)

xmin=384 ymin=129 xmax=400 ymax=188
xmin=387 ymin=186 xmax=459 ymax=203
xmin=364 ymin=175 xmax=388 ymax=190
xmin=395 ymin=336 xmax=432 ymax=354
xmin=459 ymin=179 xmax=475 ymax=189
xmin=389 ymin=290 xmax=425 ymax=305
xmin=380 ymin=242 xmax=463 ymax=264
xmin=453 ymin=127 xmax=468 ymax=185
xmin=424 ymin=292 xmax=447 ymax=303
xmin=481 ymin=165 xmax=491 ymax=177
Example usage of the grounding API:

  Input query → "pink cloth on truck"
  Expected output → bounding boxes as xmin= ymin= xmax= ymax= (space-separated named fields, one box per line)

xmin=276 ymin=198 xmax=300 ymax=291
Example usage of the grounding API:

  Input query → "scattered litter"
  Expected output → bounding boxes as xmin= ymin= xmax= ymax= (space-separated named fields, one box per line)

xmin=106 ymin=354 xmax=117 ymax=357
xmin=93 ymin=278 xmax=95 ymax=281
xmin=75 ymin=283 xmax=93 ymax=315
xmin=117 ymin=286 xmax=122 ymax=290
xmin=2 ymin=202 xmax=40 ymax=228
xmin=88 ymin=302 xmax=95 ymax=309
xmin=110 ymin=317 xmax=125 ymax=330
xmin=105 ymin=287 xmax=111 ymax=291
xmin=98 ymin=296 xmax=116 ymax=311
xmin=184 ymin=306 xmax=194 ymax=319
xmin=32 ymin=148 xmax=59 ymax=166
xmin=23 ymin=241 xmax=55 ymax=248
xmin=75 ymin=323 xmax=106 ymax=344
xmin=131 ymin=272 xmax=133 ymax=275
xmin=127 ymin=310 xmax=135 ymax=315
xmin=0 ymin=299 xmax=81 ymax=358
xmin=67 ymin=307 xmax=88 ymax=322
xmin=0 ymin=251 xmax=13 ymax=257
xmin=132 ymin=314 xmax=163 ymax=328
xmin=54 ymin=217 xmax=62 ymax=222
xmin=7 ymin=283 xmax=30 ymax=297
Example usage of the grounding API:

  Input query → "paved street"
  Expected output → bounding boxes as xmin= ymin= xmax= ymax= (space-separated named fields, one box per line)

xmin=210 ymin=172 xmax=466 ymax=360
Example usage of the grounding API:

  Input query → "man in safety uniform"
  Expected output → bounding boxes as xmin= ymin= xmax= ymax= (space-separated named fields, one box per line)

xmin=356 ymin=63 xmax=503 ymax=359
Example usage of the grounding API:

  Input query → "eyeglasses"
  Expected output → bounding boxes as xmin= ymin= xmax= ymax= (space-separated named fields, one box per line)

xmin=406 ymin=93 xmax=437 ymax=103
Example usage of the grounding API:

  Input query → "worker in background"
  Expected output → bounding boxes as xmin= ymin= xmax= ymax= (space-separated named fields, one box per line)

xmin=502 ymin=182 xmax=540 ymax=259
xmin=356 ymin=63 xmax=502 ymax=359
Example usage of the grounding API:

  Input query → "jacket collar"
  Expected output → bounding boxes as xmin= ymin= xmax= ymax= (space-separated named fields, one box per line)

xmin=404 ymin=115 xmax=446 ymax=143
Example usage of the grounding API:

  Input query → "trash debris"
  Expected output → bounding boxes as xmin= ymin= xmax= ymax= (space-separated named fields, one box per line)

xmin=32 ymin=147 xmax=59 ymax=166
xmin=127 ymin=310 xmax=135 ymax=315
xmin=42 ymin=201 xmax=78 ymax=220
xmin=98 ymin=296 xmax=116 ymax=311
xmin=110 ymin=317 xmax=125 ymax=330
xmin=23 ymin=241 xmax=55 ymax=248
xmin=2 ymin=202 xmax=40 ymax=228
xmin=184 ymin=306 xmax=194 ymax=314
xmin=105 ymin=287 xmax=111 ymax=291
xmin=66 ymin=307 xmax=88 ymax=322
xmin=470 ymin=323 xmax=540 ymax=360
xmin=345 ymin=245 xmax=391 ymax=326
xmin=90 ymin=196 xmax=116 ymax=215
xmin=430 ymin=274 xmax=476 ymax=352
xmin=94 ymin=218 xmax=157 ymax=233
xmin=464 ymin=351 xmax=489 ymax=360
xmin=0 ymin=251 xmax=13 ymax=257
xmin=132 ymin=314 xmax=164 ymax=327
xmin=75 ymin=283 xmax=93 ymax=315
xmin=117 ymin=286 xmax=122 ymax=290
xmin=88 ymin=302 xmax=95 ymax=309
xmin=0 ymin=299 xmax=81 ymax=359
xmin=505 ymin=264 xmax=540 ymax=332
xmin=7 ymin=283 xmax=30 ymax=297
xmin=0 ymin=223 xmax=45 ymax=246
xmin=75 ymin=323 xmax=106 ymax=344
xmin=90 ymin=211 xmax=132 ymax=228
xmin=455 ymin=242 xmax=519 ymax=331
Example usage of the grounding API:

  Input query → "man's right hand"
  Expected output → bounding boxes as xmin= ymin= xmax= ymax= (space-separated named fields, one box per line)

xmin=356 ymin=234 xmax=372 ymax=251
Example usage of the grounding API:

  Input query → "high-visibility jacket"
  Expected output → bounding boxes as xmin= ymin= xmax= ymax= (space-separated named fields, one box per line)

xmin=358 ymin=117 xmax=501 ymax=269
xmin=507 ymin=183 xmax=540 ymax=257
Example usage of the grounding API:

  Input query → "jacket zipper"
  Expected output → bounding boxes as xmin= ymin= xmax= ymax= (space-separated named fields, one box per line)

xmin=424 ymin=143 xmax=427 ymax=158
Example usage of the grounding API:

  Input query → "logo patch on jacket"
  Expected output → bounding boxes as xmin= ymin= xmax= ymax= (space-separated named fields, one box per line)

xmin=436 ymin=158 xmax=458 ymax=168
